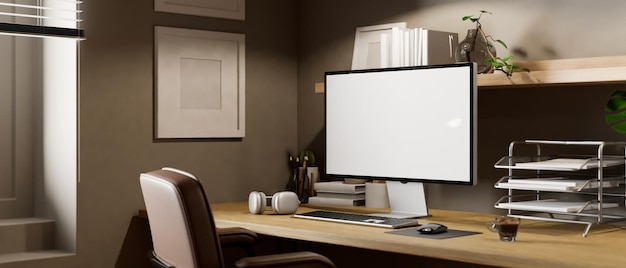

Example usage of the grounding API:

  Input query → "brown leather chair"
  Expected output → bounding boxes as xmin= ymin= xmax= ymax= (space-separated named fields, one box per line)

xmin=139 ymin=168 xmax=336 ymax=268
xmin=161 ymin=168 xmax=259 ymax=257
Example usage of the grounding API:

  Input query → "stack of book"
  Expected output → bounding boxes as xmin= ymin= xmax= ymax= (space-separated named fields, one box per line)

xmin=307 ymin=181 xmax=366 ymax=206
xmin=379 ymin=27 xmax=458 ymax=68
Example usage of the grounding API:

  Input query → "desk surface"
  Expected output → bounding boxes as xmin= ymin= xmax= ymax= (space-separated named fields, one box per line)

xmin=212 ymin=202 xmax=626 ymax=268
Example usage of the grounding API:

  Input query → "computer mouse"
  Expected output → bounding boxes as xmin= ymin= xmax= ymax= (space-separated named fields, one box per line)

xmin=417 ymin=223 xmax=447 ymax=234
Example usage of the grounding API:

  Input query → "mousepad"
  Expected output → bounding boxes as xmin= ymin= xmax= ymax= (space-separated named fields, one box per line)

xmin=386 ymin=228 xmax=482 ymax=239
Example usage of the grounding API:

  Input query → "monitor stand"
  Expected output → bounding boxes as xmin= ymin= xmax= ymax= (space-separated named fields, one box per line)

xmin=368 ymin=181 xmax=429 ymax=219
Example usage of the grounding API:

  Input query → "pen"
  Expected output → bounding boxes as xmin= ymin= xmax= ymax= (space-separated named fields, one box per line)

xmin=287 ymin=154 xmax=296 ymax=191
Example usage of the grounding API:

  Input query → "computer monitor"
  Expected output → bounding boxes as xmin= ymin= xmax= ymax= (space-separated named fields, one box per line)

xmin=324 ymin=62 xmax=477 ymax=218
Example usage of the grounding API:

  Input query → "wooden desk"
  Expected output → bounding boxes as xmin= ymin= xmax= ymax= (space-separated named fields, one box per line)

xmin=212 ymin=202 xmax=626 ymax=268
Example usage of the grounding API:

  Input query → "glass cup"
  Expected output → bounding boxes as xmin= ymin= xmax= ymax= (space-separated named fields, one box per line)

xmin=487 ymin=216 xmax=520 ymax=242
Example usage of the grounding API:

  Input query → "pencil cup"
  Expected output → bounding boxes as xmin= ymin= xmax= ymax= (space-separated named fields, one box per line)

xmin=297 ymin=167 xmax=319 ymax=200
xmin=365 ymin=182 xmax=390 ymax=208
xmin=308 ymin=167 xmax=320 ymax=183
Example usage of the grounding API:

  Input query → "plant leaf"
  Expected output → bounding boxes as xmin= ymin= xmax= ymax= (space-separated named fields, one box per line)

xmin=479 ymin=10 xmax=492 ymax=14
xmin=496 ymin=39 xmax=508 ymax=49
xmin=607 ymin=91 xmax=626 ymax=133
xmin=610 ymin=90 xmax=626 ymax=98
xmin=605 ymin=111 xmax=626 ymax=124
xmin=502 ymin=55 xmax=514 ymax=62
xmin=605 ymin=91 xmax=626 ymax=112
xmin=611 ymin=123 xmax=626 ymax=134
xmin=462 ymin=15 xmax=473 ymax=21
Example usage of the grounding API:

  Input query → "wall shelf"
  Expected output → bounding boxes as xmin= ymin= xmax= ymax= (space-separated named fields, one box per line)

xmin=315 ymin=55 xmax=626 ymax=93
xmin=479 ymin=55 xmax=626 ymax=88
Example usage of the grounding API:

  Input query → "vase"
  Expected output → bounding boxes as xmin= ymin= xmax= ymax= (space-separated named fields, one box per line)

xmin=455 ymin=28 xmax=496 ymax=74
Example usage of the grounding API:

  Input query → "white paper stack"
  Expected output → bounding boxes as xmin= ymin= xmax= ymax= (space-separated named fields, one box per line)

xmin=496 ymin=177 xmax=621 ymax=191
xmin=496 ymin=199 xmax=618 ymax=213
xmin=514 ymin=158 xmax=624 ymax=171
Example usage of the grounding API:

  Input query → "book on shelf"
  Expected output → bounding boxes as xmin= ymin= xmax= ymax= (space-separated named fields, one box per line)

xmin=379 ymin=27 xmax=457 ymax=68
xmin=316 ymin=191 xmax=366 ymax=199
xmin=314 ymin=181 xmax=365 ymax=194
xmin=307 ymin=196 xmax=366 ymax=207
xmin=419 ymin=29 xmax=458 ymax=65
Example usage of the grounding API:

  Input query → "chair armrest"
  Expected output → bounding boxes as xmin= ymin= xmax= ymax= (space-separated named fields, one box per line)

xmin=218 ymin=227 xmax=258 ymax=246
xmin=235 ymin=251 xmax=336 ymax=268
xmin=217 ymin=227 xmax=259 ymax=256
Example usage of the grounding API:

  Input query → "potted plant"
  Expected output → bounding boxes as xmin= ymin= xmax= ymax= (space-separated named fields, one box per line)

xmin=456 ymin=10 xmax=529 ymax=76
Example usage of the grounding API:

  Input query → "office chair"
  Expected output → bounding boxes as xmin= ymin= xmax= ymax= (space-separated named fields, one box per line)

xmin=139 ymin=168 xmax=336 ymax=268
xmin=161 ymin=167 xmax=259 ymax=257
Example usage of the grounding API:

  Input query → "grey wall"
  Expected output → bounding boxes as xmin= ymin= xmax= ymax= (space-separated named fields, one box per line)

xmin=296 ymin=0 xmax=626 ymax=214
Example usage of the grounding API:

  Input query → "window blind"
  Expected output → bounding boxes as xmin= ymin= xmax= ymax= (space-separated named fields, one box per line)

xmin=0 ymin=0 xmax=83 ymax=39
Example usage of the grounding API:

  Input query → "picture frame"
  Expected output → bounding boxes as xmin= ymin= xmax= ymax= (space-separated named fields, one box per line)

xmin=154 ymin=26 xmax=245 ymax=138
xmin=154 ymin=0 xmax=245 ymax=21
xmin=351 ymin=22 xmax=407 ymax=70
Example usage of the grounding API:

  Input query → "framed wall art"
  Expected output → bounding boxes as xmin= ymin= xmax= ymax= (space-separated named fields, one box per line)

xmin=154 ymin=26 xmax=245 ymax=138
xmin=155 ymin=0 xmax=245 ymax=20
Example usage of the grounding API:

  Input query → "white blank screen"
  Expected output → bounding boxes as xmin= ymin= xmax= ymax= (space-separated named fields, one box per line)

xmin=325 ymin=64 xmax=476 ymax=184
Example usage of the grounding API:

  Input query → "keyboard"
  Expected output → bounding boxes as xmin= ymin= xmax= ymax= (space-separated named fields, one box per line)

xmin=293 ymin=210 xmax=419 ymax=229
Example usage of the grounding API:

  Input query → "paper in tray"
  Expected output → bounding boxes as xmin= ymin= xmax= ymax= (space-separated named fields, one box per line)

xmin=514 ymin=158 xmax=624 ymax=171
xmin=496 ymin=199 xmax=619 ymax=213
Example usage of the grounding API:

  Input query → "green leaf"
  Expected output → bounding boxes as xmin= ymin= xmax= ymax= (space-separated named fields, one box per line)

xmin=502 ymin=56 xmax=514 ymax=62
xmin=605 ymin=111 xmax=626 ymax=124
xmin=604 ymin=90 xmax=626 ymax=134
xmin=479 ymin=10 xmax=492 ymax=14
xmin=462 ymin=15 xmax=473 ymax=21
xmin=496 ymin=39 xmax=508 ymax=49
xmin=611 ymin=121 xmax=626 ymax=134
xmin=610 ymin=90 xmax=626 ymax=98
xmin=606 ymin=93 xmax=626 ymax=112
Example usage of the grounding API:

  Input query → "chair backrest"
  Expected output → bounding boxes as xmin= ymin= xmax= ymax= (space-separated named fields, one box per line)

xmin=140 ymin=169 xmax=225 ymax=268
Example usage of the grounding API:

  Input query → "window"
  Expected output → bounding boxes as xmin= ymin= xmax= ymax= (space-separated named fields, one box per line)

xmin=0 ymin=0 xmax=82 ymax=252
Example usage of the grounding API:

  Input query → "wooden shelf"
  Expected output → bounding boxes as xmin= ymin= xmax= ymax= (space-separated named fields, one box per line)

xmin=479 ymin=55 xmax=626 ymax=88
xmin=314 ymin=55 xmax=626 ymax=93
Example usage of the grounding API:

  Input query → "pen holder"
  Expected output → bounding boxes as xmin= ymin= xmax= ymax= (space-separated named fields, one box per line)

xmin=297 ymin=167 xmax=319 ymax=202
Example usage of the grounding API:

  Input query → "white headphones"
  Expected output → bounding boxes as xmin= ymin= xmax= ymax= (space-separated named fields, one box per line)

xmin=248 ymin=191 xmax=300 ymax=215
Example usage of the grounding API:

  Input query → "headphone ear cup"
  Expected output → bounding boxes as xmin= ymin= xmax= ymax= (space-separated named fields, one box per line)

xmin=248 ymin=191 xmax=267 ymax=214
xmin=271 ymin=191 xmax=300 ymax=214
